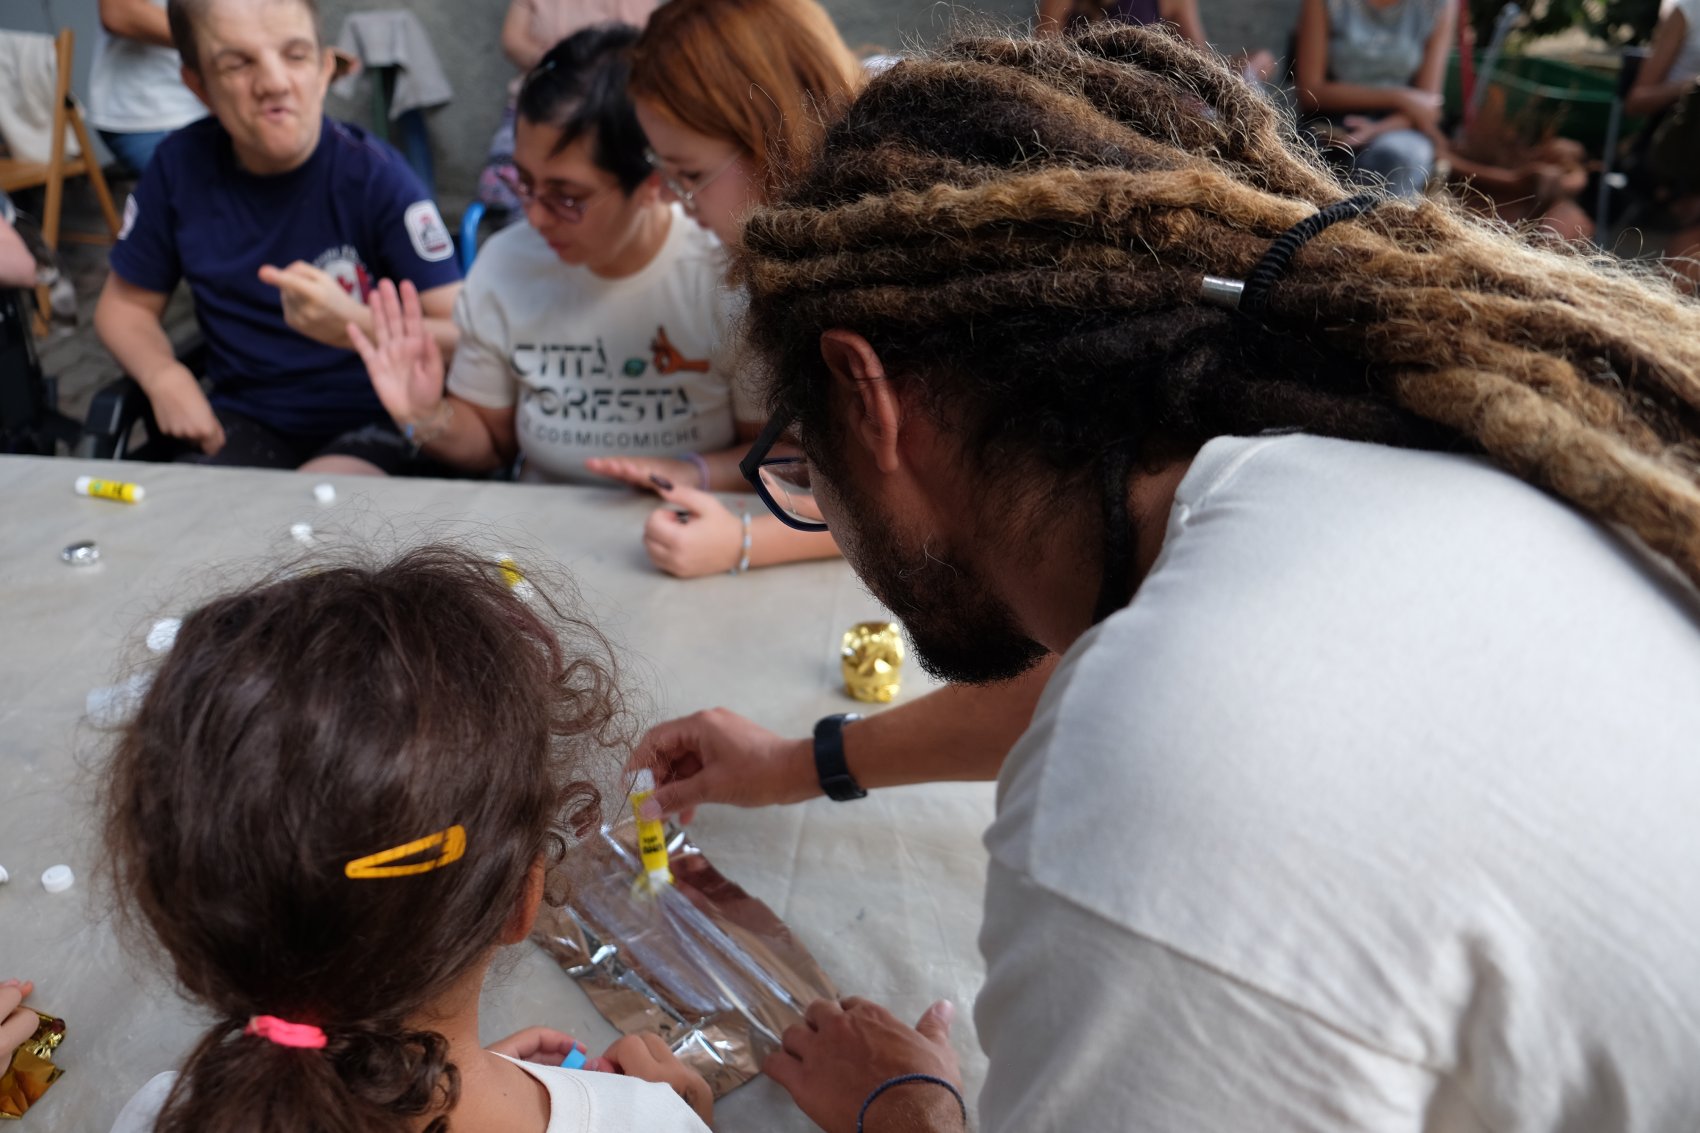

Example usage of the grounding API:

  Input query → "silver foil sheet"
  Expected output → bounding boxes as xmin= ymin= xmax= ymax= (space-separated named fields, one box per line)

xmin=532 ymin=824 xmax=838 ymax=1098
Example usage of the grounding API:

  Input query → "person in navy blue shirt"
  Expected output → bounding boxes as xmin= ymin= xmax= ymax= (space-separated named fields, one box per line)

xmin=93 ymin=0 xmax=463 ymax=474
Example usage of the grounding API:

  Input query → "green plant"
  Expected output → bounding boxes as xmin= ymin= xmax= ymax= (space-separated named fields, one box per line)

xmin=1468 ymin=0 xmax=1661 ymax=49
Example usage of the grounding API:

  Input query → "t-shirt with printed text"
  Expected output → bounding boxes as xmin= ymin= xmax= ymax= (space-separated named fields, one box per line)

xmin=109 ymin=116 xmax=463 ymax=440
xmin=446 ymin=207 xmax=745 ymax=483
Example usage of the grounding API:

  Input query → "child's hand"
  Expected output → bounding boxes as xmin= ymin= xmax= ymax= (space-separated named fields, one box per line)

xmin=486 ymin=1026 xmax=596 ymax=1068
xmin=641 ymin=484 xmax=744 ymax=578
xmin=603 ymin=1032 xmax=714 ymax=1125
xmin=0 ymin=980 xmax=38 ymax=1062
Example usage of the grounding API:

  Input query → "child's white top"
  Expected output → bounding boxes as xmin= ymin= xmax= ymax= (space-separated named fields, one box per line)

xmin=109 ymin=1056 xmax=711 ymax=1132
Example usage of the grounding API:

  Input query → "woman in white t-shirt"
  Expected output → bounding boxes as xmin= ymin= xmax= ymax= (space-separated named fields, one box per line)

xmin=354 ymin=25 xmax=751 ymax=489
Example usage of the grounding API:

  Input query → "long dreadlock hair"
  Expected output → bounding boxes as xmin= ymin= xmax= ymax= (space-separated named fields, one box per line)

xmin=735 ymin=24 xmax=1700 ymax=590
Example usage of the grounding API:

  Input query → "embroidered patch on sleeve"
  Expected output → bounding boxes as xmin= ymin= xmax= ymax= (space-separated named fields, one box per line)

xmin=404 ymin=200 xmax=454 ymax=262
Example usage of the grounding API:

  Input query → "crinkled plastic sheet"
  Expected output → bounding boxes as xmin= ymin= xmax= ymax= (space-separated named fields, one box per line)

xmin=532 ymin=824 xmax=837 ymax=1098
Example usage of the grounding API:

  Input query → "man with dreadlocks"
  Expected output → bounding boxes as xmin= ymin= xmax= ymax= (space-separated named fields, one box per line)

xmin=632 ymin=23 xmax=1700 ymax=1133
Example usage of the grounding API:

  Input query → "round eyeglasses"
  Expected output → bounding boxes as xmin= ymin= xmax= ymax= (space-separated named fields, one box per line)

xmin=644 ymin=147 xmax=742 ymax=215
xmin=496 ymin=165 xmax=596 ymax=223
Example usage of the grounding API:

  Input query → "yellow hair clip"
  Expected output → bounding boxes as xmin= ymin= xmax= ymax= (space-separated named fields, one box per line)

xmin=344 ymin=824 xmax=467 ymax=880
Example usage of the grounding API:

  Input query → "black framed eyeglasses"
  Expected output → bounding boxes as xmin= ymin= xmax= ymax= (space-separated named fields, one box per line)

xmin=740 ymin=409 xmax=827 ymax=532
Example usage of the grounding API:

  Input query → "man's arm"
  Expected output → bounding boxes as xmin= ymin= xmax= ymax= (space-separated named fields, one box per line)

xmin=99 ymin=0 xmax=175 ymax=47
xmin=94 ymin=274 xmax=225 ymax=453
xmin=0 ymin=218 xmax=34 ymax=290
xmin=628 ymin=658 xmax=1057 ymax=818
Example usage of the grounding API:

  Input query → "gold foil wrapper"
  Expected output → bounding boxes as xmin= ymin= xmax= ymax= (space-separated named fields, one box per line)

xmin=841 ymin=621 xmax=904 ymax=703
xmin=0 ymin=1011 xmax=65 ymax=1120
xmin=532 ymin=825 xmax=836 ymax=1098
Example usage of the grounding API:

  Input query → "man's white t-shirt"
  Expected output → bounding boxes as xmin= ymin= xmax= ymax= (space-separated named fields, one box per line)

xmin=978 ymin=434 xmax=1700 ymax=1131
xmin=447 ymin=207 xmax=744 ymax=484
xmin=88 ymin=0 xmax=206 ymax=134
xmin=109 ymin=1056 xmax=710 ymax=1132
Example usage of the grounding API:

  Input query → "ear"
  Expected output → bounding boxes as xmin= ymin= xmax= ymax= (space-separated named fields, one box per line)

xmin=819 ymin=329 xmax=903 ymax=475
xmin=502 ymin=856 xmax=548 ymax=945
xmin=315 ymin=45 xmax=337 ymax=92
xmin=181 ymin=65 xmax=211 ymax=109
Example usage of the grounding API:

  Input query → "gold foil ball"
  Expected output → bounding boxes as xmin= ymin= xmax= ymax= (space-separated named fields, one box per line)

xmin=841 ymin=621 xmax=904 ymax=703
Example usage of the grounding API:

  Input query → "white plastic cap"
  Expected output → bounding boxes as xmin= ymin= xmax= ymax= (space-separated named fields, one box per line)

xmin=74 ymin=475 xmax=91 ymax=493
xmin=0 ymin=865 xmax=10 ymax=884
xmin=633 ymin=768 xmax=656 ymax=794
xmin=146 ymin=617 xmax=181 ymax=653
xmin=290 ymin=522 xmax=314 ymax=545
xmin=313 ymin=482 xmax=336 ymax=505
xmin=41 ymin=864 xmax=73 ymax=894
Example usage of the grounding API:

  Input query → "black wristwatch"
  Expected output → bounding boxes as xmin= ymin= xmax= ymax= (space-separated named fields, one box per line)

xmin=813 ymin=713 xmax=866 ymax=801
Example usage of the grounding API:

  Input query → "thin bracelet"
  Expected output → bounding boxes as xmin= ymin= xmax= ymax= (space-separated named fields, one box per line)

xmin=730 ymin=505 xmax=751 ymax=575
xmin=685 ymin=451 xmax=711 ymax=490
xmin=403 ymin=400 xmax=454 ymax=450
xmin=856 ymin=1074 xmax=966 ymax=1132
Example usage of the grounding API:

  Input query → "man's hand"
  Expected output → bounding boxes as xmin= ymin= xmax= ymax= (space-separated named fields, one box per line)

xmin=603 ymin=1032 xmax=714 ymax=1126
xmin=144 ymin=362 xmax=225 ymax=454
xmin=348 ymin=278 xmax=446 ymax=427
xmin=627 ymin=707 xmax=816 ymax=824
xmin=765 ymin=999 xmax=965 ymax=1133
xmin=641 ymin=480 xmax=745 ymax=578
xmin=259 ymin=261 xmax=365 ymax=349
xmin=0 ymin=980 xmax=39 ymax=1064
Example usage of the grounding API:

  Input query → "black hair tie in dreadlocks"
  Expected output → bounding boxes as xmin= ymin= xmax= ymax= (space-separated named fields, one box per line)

xmin=1201 ymin=191 xmax=1384 ymax=315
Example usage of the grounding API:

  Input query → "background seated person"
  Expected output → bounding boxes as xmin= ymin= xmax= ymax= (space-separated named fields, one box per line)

xmin=354 ymin=27 xmax=752 ymax=487
xmin=1625 ymin=0 xmax=1700 ymax=287
xmin=93 ymin=0 xmax=462 ymax=475
xmin=1294 ymin=0 xmax=1454 ymax=198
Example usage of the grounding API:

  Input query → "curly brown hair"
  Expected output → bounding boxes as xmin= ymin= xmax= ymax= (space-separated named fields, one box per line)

xmin=98 ymin=544 xmax=624 ymax=1133
xmin=735 ymin=25 xmax=1700 ymax=589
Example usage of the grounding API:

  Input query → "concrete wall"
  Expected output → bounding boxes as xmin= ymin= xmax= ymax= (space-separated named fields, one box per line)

xmin=6 ymin=0 xmax=1303 ymax=215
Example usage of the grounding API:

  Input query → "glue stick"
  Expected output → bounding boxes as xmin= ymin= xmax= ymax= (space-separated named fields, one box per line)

xmin=74 ymin=476 xmax=145 ymax=503
xmin=630 ymin=770 xmax=673 ymax=886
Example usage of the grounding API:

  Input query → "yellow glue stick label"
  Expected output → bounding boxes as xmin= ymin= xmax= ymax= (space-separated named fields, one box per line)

xmin=75 ymin=476 xmax=144 ymax=503
xmin=631 ymin=770 xmax=673 ymax=884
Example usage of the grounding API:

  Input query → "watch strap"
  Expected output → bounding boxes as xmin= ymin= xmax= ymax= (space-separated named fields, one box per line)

xmin=813 ymin=713 xmax=867 ymax=801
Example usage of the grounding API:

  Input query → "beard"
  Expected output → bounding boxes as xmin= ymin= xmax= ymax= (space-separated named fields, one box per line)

xmin=821 ymin=470 xmax=1047 ymax=686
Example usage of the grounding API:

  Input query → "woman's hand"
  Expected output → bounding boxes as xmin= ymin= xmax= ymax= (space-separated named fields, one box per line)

xmin=0 ymin=980 xmax=39 ymax=1063
xmin=641 ymin=480 xmax=746 ymax=578
xmin=627 ymin=707 xmax=816 ymax=824
xmin=603 ymin=1032 xmax=714 ymax=1125
xmin=348 ymin=279 xmax=447 ymax=427
xmin=585 ymin=455 xmax=706 ymax=493
xmin=765 ymin=999 xmax=965 ymax=1133
xmin=487 ymin=1026 xmax=609 ymax=1070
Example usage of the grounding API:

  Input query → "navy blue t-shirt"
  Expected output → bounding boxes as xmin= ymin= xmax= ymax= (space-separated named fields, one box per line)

xmin=110 ymin=116 xmax=462 ymax=439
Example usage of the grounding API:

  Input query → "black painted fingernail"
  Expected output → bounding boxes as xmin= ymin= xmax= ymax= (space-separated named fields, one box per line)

xmin=674 ymin=509 xmax=691 ymax=524
xmin=650 ymin=474 xmax=674 ymax=490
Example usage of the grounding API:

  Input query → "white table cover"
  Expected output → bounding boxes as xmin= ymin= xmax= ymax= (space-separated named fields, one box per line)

xmin=0 ymin=455 xmax=994 ymax=1132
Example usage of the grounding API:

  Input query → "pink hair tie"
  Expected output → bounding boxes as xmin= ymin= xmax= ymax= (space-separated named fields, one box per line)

xmin=244 ymin=1015 xmax=327 ymax=1049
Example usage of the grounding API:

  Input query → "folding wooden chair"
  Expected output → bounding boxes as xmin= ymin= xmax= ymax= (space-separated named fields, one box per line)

xmin=0 ymin=28 xmax=122 ymax=336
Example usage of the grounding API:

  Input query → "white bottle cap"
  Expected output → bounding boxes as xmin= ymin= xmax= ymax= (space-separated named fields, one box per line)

xmin=290 ymin=522 xmax=314 ymax=545
xmin=146 ymin=617 xmax=181 ymax=653
xmin=41 ymin=864 xmax=73 ymax=893
xmin=0 ymin=865 xmax=10 ymax=884
xmin=633 ymin=768 xmax=656 ymax=794
xmin=74 ymin=475 xmax=92 ymax=494
xmin=313 ymin=482 xmax=336 ymax=505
